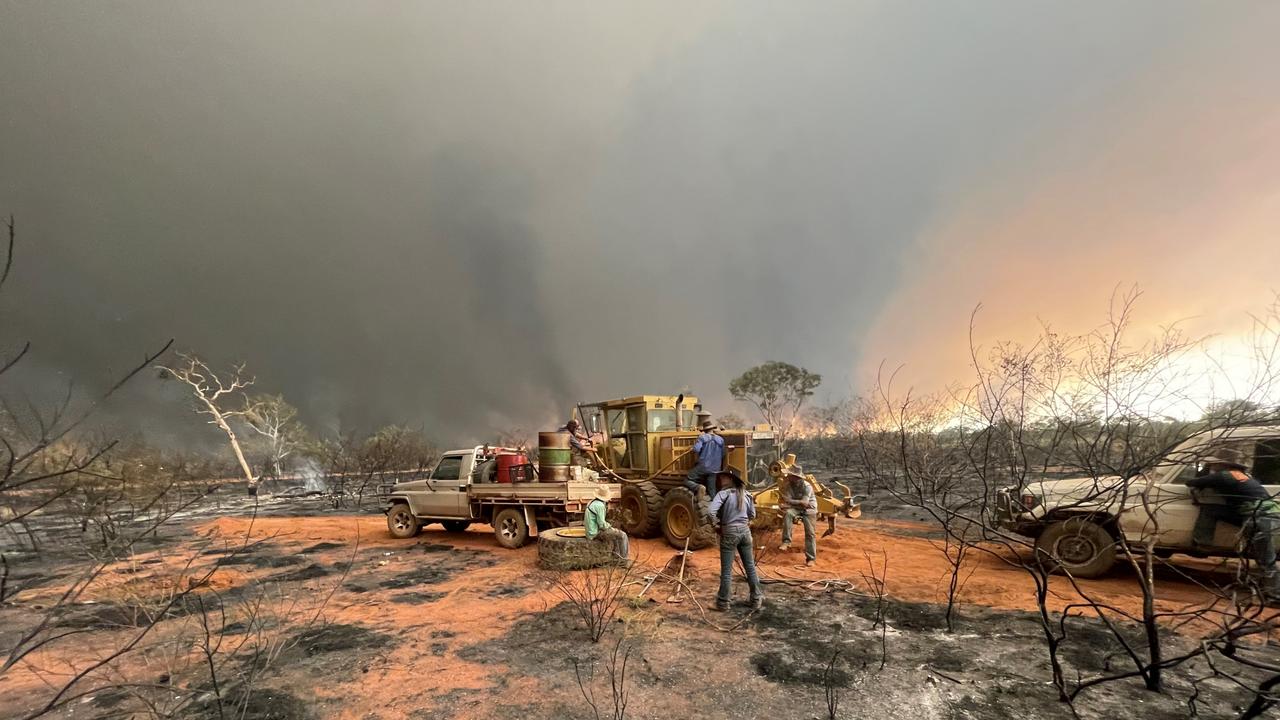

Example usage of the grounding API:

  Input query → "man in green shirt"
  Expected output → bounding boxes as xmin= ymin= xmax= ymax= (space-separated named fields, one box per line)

xmin=586 ymin=485 xmax=629 ymax=563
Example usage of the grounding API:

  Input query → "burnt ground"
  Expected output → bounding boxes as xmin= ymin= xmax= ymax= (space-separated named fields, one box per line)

xmin=451 ymin=589 xmax=1257 ymax=720
xmin=1 ymin=496 xmax=1277 ymax=720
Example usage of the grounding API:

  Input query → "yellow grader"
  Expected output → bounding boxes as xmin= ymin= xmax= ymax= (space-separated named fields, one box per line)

xmin=573 ymin=394 xmax=858 ymax=550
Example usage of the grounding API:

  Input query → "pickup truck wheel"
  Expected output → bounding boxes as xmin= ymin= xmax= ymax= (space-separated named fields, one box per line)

xmin=1035 ymin=518 xmax=1116 ymax=578
xmin=387 ymin=503 xmax=420 ymax=539
xmin=660 ymin=487 xmax=715 ymax=551
xmin=619 ymin=481 xmax=662 ymax=538
xmin=493 ymin=508 xmax=529 ymax=549
xmin=442 ymin=520 xmax=471 ymax=533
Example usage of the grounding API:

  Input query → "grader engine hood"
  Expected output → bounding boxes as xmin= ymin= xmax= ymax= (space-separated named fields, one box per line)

xmin=752 ymin=456 xmax=860 ymax=538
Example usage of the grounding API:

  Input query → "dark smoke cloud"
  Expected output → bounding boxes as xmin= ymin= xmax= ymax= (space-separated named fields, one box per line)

xmin=0 ymin=2 xmax=1273 ymax=446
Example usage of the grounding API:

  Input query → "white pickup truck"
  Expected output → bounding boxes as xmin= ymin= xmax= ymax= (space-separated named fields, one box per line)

xmin=384 ymin=446 xmax=618 ymax=549
xmin=996 ymin=426 xmax=1280 ymax=577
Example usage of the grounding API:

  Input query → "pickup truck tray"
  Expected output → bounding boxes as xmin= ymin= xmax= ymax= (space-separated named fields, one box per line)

xmin=468 ymin=481 xmax=621 ymax=507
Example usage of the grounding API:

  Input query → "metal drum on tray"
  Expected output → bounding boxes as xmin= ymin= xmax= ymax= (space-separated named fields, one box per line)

xmin=538 ymin=431 xmax=572 ymax=482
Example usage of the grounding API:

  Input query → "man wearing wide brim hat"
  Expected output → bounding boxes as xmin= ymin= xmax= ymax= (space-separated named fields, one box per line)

xmin=1188 ymin=448 xmax=1280 ymax=598
xmin=778 ymin=465 xmax=819 ymax=566
xmin=585 ymin=484 xmax=629 ymax=563
xmin=683 ymin=419 xmax=725 ymax=500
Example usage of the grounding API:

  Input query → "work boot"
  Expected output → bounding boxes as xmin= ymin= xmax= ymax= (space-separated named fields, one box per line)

xmin=805 ymin=559 xmax=816 ymax=568
xmin=751 ymin=597 xmax=764 ymax=610
xmin=778 ymin=542 xmax=792 ymax=552
xmin=713 ymin=602 xmax=729 ymax=612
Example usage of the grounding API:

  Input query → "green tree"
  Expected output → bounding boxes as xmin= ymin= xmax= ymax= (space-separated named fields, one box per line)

xmin=728 ymin=361 xmax=821 ymax=451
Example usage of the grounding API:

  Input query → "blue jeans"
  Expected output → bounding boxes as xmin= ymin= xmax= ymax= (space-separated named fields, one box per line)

xmin=717 ymin=525 xmax=763 ymax=606
xmin=1247 ymin=511 xmax=1279 ymax=595
xmin=595 ymin=528 xmax=630 ymax=561
xmin=1192 ymin=503 xmax=1240 ymax=546
xmin=782 ymin=509 xmax=818 ymax=562
xmin=685 ymin=468 xmax=716 ymax=497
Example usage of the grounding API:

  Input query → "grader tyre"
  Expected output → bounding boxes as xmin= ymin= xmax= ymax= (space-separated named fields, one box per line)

xmin=619 ymin=481 xmax=663 ymax=538
xmin=536 ymin=528 xmax=620 ymax=570
xmin=386 ymin=503 xmax=420 ymax=539
xmin=660 ymin=487 xmax=715 ymax=551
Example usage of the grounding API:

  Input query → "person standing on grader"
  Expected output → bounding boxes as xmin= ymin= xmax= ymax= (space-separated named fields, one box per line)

xmin=684 ymin=419 xmax=725 ymax=498
xmin=779 ymin=465 xmax=818 ymax=567
xmin=707 ymin=468 xmax=764 ymax=610
xmin=560 ymin=418 xmax=595 ymax=466
xmin=585 ymin=485 xmax=630 ymax=563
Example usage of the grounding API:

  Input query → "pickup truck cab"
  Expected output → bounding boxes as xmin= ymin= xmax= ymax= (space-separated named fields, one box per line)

xmin=997 ymin=426 xmax=1280 ymax=577
xmin=384 ymin=446 xmax=616 ymax=549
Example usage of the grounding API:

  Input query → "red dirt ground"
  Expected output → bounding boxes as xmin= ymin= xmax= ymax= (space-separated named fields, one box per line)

xmin=4 ymin=514 xmax=1266 ymax=719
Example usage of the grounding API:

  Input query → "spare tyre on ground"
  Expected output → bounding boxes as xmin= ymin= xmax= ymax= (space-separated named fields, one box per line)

xmin=537 ymin=527 xmax=624 ymax=570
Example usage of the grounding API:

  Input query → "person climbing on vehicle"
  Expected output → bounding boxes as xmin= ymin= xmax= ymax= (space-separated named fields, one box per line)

xmin=585 ymin=485 xmax=629 ymax=563
xmin=1188 ymin=450 xmax=1280 ymax=598
xmin=561 ymin=418 xmax=595 ymax=465
xmin=707 ymin=468 xmax=763 ymax=610
xmin=778 ymin=464 xmax=818 ymax=567
xmin=684 ymin=420 xmax=724 ymax=498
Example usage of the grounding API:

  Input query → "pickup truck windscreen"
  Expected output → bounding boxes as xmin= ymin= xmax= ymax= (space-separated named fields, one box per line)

xmin=432 ymin=456 xmax=464 ymax=480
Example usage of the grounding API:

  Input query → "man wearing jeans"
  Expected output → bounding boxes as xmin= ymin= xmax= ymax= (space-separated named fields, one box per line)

xmin=707 ymin=469 xmax=763 ymax=610
xmin=585 ymin=485 xmax=629 ymax=563
xmin=778 ymin=465 xmax=818 ymax=567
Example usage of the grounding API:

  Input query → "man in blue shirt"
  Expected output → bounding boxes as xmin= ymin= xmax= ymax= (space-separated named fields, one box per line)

xmin=684 ymin=420 xmax=724 ymax=498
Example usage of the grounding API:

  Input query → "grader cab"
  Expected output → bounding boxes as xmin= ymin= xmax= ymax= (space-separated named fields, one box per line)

xmin=575 ymin=394 xmax=754 ymax=550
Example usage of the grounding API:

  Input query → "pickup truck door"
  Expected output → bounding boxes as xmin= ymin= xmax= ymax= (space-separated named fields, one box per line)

xmin=417 ymin=454 xmax=472 ymax=519
xmin=1122 ymin=437 xmax=1280 ymax=549
xmin=1119 ymin=478 xmax=1199 ymax=548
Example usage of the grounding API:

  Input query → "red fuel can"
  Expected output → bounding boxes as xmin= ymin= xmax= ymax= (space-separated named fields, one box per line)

xmin=494 ymin=452 xmax=531 ymax=483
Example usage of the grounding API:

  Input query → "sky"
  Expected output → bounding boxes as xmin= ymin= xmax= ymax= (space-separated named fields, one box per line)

xmin=1 ymin=2 xmax=1278 ymax=447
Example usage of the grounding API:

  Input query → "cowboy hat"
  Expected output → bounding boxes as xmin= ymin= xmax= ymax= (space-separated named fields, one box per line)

xmin=716 ymin=468 xmax=745 ymax=486
xmin=1201 ymin=453 xmax=1247 ymax=471
xmin=593 ymin=485 xmax=612 ymax=501
xmin=784 ymin=464 xmax=806 ymax=479
xmin=699 ymin=420 xmax=716 ymax=432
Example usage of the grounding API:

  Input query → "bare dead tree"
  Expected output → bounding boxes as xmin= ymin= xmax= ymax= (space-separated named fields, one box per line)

xmin=572 ymin=634 xmax=632 ymax=720
xmin=854 ymin=379 xmax=979 ymax=633
xmin=241 ymin=393 xmax=308 ymax=481
xmin=0 ymin=218 xmax=354 ymax=719
xmin=823 ymin=649 xmax=842 ymax=720
xmin=156 ymin=354 xmax=258 ymax=493
xmin=859 ymin=548 xmax=889 ymax=671
xmin=549 ymin=560 xmax=638 ymax=644
xmin=906 ymin=289 xmax=1280 ymax=711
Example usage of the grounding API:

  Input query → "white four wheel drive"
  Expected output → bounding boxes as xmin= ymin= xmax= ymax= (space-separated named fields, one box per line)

xmin=997 ymin=426 xmax=1280 ymax=577
xmin=384 ymin=446 xmax=617 ymax=549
